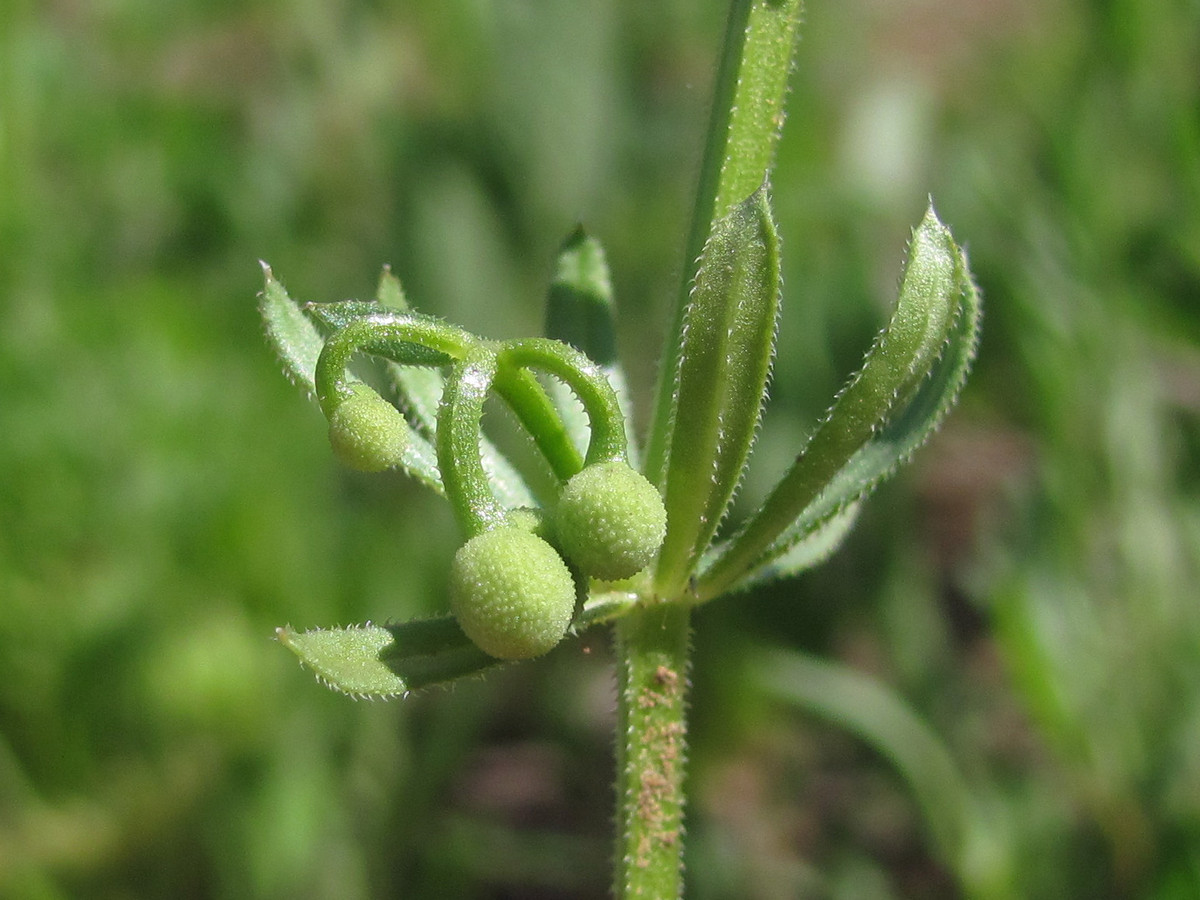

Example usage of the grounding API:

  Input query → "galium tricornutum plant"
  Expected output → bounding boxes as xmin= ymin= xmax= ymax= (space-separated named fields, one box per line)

xmin=259 ymin=1 xmax=981 ymax=895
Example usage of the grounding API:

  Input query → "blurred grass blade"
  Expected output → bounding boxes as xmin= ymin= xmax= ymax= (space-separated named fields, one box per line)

xmin=655 ymin=185 xmax=781 ymax=595
xmin=753 ymin=648 xmax=974 ymax=878
xmin=259 ymin=264 xmax=324 ymax=397
xmin=698 ymin=206 xmax=981 ymax=599
xmin=543 ymin=227 xmax=636 ymax=464
xmin=277 ymin=620 xmax=500 ymax=698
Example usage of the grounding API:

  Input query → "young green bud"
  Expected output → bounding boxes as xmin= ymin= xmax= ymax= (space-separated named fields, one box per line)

xmin=327 ymin=386 xmax=409 ymax=472
xmin=449 ymin=526 xmax=575 ymax=660
xmin=553 ymin=461 xmax=667 ymax=581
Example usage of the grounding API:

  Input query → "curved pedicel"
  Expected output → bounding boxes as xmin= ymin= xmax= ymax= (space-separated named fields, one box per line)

xmin=495 ymin=338 xmax=630 ymax=470
xmin=314 ymin=312 xmax=474 ymax=417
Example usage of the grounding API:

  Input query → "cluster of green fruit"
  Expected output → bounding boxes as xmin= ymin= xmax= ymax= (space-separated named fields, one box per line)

xmin=319 ymin=321 xmax=666 ymax=661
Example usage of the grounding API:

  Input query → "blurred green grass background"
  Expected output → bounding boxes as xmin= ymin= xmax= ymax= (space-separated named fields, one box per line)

xmin=2 ymin=0 xmax=1198 ymax=897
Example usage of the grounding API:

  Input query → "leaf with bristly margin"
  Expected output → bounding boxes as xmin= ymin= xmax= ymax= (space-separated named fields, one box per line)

xmin=259 ymin=263 xmax=326 ymax=397
xmin=276 ymin=592 xmax=644 ymax=698
xmin=718 ymin=501 xmax=862 ymax=592
xmin=375 ymin=265 xmax=407 ymax=310
xmin=373 ymin=270 xmax=441 ymax=427
xmin=697 ymin=204 xmax=981 ymax=599
xmin=543 ymin=228 xmax=637 ymax=462
xmin=305 ymin=299 xmax=388 ymax=329
xmin=277 ymin=619 xmax=500 ymax=697
xmin=655 ymin=185 xmax=781 ymax=595
xmin=545 ymin=227 xmax=619 ymax=367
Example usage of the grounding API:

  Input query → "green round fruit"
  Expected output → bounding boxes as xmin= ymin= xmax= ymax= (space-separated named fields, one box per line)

xmin=553 ymin=460 xmax=667 ymax=581
xmin=449 ymin=527 xmax=575 ymax=660
xmin=327 ymin=388 xmax=408 ymax=472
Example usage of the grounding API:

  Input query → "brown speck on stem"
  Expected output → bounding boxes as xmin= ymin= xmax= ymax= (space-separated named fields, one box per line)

xmin=654 ymin=664 xmax=679 ymax=688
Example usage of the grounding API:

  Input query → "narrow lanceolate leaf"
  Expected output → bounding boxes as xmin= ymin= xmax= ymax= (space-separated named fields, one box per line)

xmin=276 ymin=594 xmax=645 ymax=699
xmin=305 ymin=302 xmax=454 ymax=367
xmin=698 ymin=205 xmax=982 ymax=600
xmin=644 ymin=0 xmax=803 ymax=486
xmin=259 ymin=264 xmax=324 ymax=396
xmin=717 ymin=501 xmax=862 ymax=593
xmin=277 ymin=620 xmax=498 ymax=698
xmin=655 ymin=186 xmax=781 ymax=596
xmin=542 ymin=227 xmax=637 ymax=465
xmin=305 ymin=299 xmax=388 ymax=330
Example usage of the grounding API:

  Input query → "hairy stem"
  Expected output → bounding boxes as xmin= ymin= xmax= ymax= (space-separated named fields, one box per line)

xmin=613 ymin=602 xmax=691 ymax=900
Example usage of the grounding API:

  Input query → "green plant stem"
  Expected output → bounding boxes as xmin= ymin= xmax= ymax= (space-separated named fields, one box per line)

xmin=437 ymin=348 xmax=508 ymax=537
xmin=613 ymin=602 xmax=691 ymax=900
xmin=613 ymin=6 xmax=801 ymax=895
xmin=315 ymin=314 xmax=473 ymax=415
xmin=498 ymin=338 xmax=630 ymax=465
xmin=644 ymin=0 xmax=803 ymax=487
xmin=492 ymin=364 xmax=584 ymax=482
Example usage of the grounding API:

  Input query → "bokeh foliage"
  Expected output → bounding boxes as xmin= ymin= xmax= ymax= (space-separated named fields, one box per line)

xmin=1 ymin=0 xmax=1198 ymax=897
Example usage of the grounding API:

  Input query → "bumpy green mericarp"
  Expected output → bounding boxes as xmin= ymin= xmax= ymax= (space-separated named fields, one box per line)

xmin=449 ymin=526 xmax=577 ymax=660
xmin=327 ymin=385 xmax=409 ymax=472
xmin=554 ymin=461 xmax=667 ymax=581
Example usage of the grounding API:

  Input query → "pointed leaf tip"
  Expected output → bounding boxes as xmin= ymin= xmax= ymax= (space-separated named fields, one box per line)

xmin=655 ymin=186 xmax=781 ymax=594
xmin=259 ymin=268 xmax=325 ymax=397
xmin=278 ymin=617 xmax=502 ymax=698
xmin=278 ymin=623 xmax=409 ymax=697
xmin=545 ymin=226 xmax=617 ymax=365
xmin=697 ymin=203 xmax=980 ymax=597
xmin=543 ymin=226 xmax=635 ymax=460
